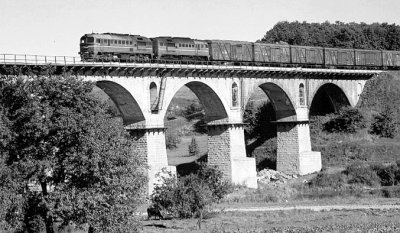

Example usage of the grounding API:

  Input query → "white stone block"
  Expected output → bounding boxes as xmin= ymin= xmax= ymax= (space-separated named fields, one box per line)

xmin=231 ymin=158 xmax=258 ymax=189
xmin=298 ymin=151 xmax=322 ymax=175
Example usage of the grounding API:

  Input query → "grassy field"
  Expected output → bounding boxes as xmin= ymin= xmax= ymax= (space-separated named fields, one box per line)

xmin=141 ymin=205 xmax=400 ymax=232
xmin=167 ymin=135 xmax=208 ymax=166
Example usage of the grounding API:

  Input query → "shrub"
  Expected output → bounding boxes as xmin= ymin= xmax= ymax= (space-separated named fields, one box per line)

xmin=371 ymin=163 xmax=399 ymax=186
xmin=183 ymin=102 xmax=204 ymax=121
xmin=165 ymin=131 xmax=181 ymax=149
xmin=150 ymin=164 xmax=231 ymax=222
xmin=188 ymin=137 xmax=200 ymax=157
xmin=380 ymin=186 xmax=400 ymax=198
xmin=309 ymin=172 xmax=346 ymax=189
xmin=369 ymin=106 xmax=398 ymax=138
xmin=344 ymin=163 xmax=380 ymax=186
xmin=323 ymin=107 xmax=366 ymax=133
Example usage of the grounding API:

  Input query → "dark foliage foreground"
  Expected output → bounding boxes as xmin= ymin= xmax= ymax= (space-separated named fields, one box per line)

xmin=0 ymin=75 xmax=147 ymax=232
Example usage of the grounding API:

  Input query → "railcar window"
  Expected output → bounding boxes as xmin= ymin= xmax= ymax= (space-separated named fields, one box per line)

xmin=138 ymin=41 xmax=146 ymax=47
xmin=96 ymin=39 xmax=101 ymax=43
xmin=86 ymin=37 xmax=94 ymax=43
xmin=130 ymin=41 xmax=132 ymax=45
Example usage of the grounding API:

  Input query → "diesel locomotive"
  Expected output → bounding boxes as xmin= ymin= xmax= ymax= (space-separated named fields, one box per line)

xmin=79 ymin=32 xmax=400 ymax=69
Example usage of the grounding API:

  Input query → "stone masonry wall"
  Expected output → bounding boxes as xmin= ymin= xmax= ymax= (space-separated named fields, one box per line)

xmin=129 ymin=130 xmax=149 ymax=193
xmin=146 ymin=128 xmax=171 ymax=194
xmin=207 ymin=125 xmax=232 ymax=180
xmin=276 ymin=122 xmax=300 ymax=175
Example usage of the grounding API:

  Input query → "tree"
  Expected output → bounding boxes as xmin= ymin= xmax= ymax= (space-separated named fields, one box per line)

xmin=188 ymin=137 xmax=199 ymax=157
xmin=150 ymin=164 xmax=231 ymax=229
xmin=261 ymin=21 xmax=400 ymax=50
xmin=323 ymin=107 xmax=366 ymax=133
xmin=370 ymin=105 xmax=398 ymax=138
xmin=0 ymin=75 xmax=147 ymax=232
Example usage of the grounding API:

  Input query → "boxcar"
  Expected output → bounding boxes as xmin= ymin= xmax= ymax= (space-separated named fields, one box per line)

xmin=207 ymin=40 xmax=253 ymax=62
xmin=324 ymin=47 xmax=355 ymax=66
xmin=253 ymin=43 xmax=291 ymax=64
xmin=382 ymin=50 xmax=400 ymax=67
xmin=290 ymin=45 xmax=324 ymax=65
xmin=355 ymin=49 xmax=382 ymax=67
xmin=79 ymin=33 xmax=153 ymax=61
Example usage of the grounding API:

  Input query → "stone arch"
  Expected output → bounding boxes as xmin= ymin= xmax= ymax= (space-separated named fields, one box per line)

xmin=164 ymin=81 xmax=228 ymax=122
xmin=310 ymin=83 xmax=351 ymax=116
xmin=258 ymin=83 xmax=297 ymax=122
xmin=96 ymin=81 xmax=145 ymax=125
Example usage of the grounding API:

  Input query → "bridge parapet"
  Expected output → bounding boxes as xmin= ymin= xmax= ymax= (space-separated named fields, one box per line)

xmin=0 ymin=54 xmax=381 ymax=79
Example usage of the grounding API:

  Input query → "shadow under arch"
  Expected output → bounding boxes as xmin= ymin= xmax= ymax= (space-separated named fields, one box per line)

xmin=166 ymin=81 xmax=228 ymax=122
xmin=258 ymin=83 xmax=297 ymax=122
xmin=310 ymin=83 xmax=351 ymax=116
xmin=96 ymin=81 xmax=145 ymax=125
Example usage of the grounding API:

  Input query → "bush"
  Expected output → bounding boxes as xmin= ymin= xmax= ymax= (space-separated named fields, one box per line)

xmin=323 ymin=107 xmax=366 ymax=133
xmin=183 ymin=102 xmax=204 ymax=121
xmin=188 ymin=137 xmax=200 ymax=157
xmin=369 ymin=106 xmax=398 ymax=138
xmin=371 ymin=163 xmax=400 ymax=186
xmin=344 ymin=163 xmax=380 ymax=186
xmin=150 ymin=164 xmax=231 ymax=221
xmin=309 ymin=172 xmax=346 ymax=189
xmin=380 ymin=186 xmax=400 ymax=198
xmin=165 ymin=131 xmax=181 ymax=149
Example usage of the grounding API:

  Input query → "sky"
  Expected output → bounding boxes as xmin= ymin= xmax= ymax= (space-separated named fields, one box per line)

xmin=1 ymin=0 xmax=399 ymax=57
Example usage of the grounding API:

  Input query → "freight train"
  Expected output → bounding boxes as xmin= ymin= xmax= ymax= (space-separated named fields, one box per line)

xmin=79 ymin=33 xmax=400 ymax=69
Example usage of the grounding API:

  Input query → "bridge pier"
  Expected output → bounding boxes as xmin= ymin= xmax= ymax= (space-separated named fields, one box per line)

xmin=207 ymin=123 xmax=257 ymax=188
xmin=276 ymin=121 xmax=321 ymax=175
xmin=129 ymin=127 xmax=175 ymax=195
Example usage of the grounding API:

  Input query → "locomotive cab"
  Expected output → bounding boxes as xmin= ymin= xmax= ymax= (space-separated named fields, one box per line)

xmin=79 ymin=35 xmax=96 ymax=60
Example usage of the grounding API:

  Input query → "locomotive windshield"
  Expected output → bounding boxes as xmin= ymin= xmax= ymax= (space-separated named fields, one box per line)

xmin=86 ymin=37 xmax=94 ymax=43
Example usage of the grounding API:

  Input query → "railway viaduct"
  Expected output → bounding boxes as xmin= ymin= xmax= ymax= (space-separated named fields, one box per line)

xmin=0 ymin=55 xmax=381 ymax=193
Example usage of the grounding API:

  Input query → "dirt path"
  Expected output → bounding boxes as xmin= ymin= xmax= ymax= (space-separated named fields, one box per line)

xmin=222 ymin=204 xmax=400 ymax=212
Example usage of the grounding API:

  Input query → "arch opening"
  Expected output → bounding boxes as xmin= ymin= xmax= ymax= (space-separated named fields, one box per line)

xmin=243 ymin=86 xmax=277 ymax=171
xmin=96 ymin=81 xmax=145 ymax=125
xmin=310 ymin=83 xmax=351 ymax=116
xmin=258 ymin=83 xmax=297 ymax=122
xmin=163 ymin=82 xmax=228 ymax=175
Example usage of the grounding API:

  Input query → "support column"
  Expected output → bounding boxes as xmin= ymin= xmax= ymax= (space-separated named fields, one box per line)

xmin=207 ymin=123 xmax=257 ymax=188
xmin=129 ymin=127 xmax=176 ymax=195
xmin=276 ymin=121 xmax=321 ymax=175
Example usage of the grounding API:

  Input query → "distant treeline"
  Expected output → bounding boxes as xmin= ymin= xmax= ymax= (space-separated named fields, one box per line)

xmin=260 ymin=21 xmax=400 ymax=50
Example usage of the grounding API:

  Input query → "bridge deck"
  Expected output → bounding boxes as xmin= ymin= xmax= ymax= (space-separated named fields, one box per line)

xmin=0 ymin=54 xmax=381 ymax=78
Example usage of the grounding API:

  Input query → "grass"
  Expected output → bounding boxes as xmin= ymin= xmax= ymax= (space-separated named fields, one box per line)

xmin=141 ymin=207 xmax=400 ymax=232
xmin=167 ymin=135 xmax=208 ymax=166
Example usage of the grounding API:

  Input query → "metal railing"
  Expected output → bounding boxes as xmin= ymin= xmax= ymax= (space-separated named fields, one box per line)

xmin=0 ymin=53 xmax=387 ymax=73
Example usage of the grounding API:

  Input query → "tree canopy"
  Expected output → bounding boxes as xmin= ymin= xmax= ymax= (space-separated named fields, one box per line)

xmin=0 ymin=75 xmax=146 ymax=232
xmin=261 ymin=21 xmax=400 ymax=50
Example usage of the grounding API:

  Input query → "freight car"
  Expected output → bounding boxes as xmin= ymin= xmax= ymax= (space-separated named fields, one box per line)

xmin=79 ymin=32 xmax=400 ymax=69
